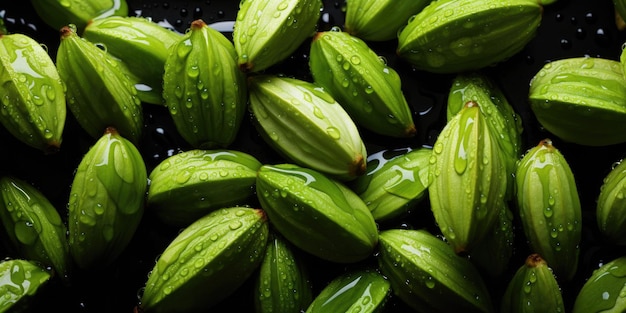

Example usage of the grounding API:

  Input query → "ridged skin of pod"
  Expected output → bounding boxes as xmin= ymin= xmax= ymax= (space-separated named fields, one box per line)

xmin=597 ymin=158 xmax=626 ymax=245
xmin=344 ymin=0 xmax=431 ymax=41
xmin=349 ymin=147 xmax=431 ymax=222
xmin=233 ymin=0 xmax=322 ymax=72
xmin=163 ymin=19 xmax=247 ymax=149
xmin=305 ymin=268 xmax=391 ymax=313
xmin=67 ymin=127 xmax=147 ymax=270
xmin=377 ymin=229 xmax=494 ymax=313
xmin=515 ymin=139 xmax=582 ymax=281
xmin=0 ymin=33 xmax=66 ymax=153
xmin=572 ymin=256 xmax=626 ymax=313
xmin=140 ymin=207 xmax=269 ymax=313
xmin=397 ymin=0 xmax=542 ymax=73
xmin=254 ymin=232 xmax=313 ymax=313
xmin=310 ymin=30 xmax=416 ymax=138
xmin=30 ymin=0 xmax=128 ymax=32
xmin=468 ymin=203 xmax=515 ymax=279
xmin=146 ymin=149 xmax=262 ymax=227
xmin=0 ymin=259 xmax=51 ymax=313
xmin=0 ymin=176 xmax=71 ymax=281
xmin=255 ymin=164 xmax=379 ymax=263
xmin=82 ymin=16 xmax=182 ymax=105
xmin=428 ymin=102 xmax=507 ymax=254
xmin=500 ymin=254 xmax=565 ymax=313
xmin=248 ymin=75 xmax=367 ymax=181
xmin=56 ymin=25 xmax=143 ymax=144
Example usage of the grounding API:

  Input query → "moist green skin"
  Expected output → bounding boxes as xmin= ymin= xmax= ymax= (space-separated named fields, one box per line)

xmin=572 ymin=256 xmax=626 ymax=313
xmin=597 ymin=158 xmax=626 ymax=245
xmin=30 ymin=0 xmax=128 ymax=32
xmin=344 ymin=0 xmax=431 ymax=41
xmin=0 ymin=259 xmax=51 ymax=313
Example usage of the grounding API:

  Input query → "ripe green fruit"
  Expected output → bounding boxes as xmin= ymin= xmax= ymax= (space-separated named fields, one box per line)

xmin=597 ymin=158 xmax=626 ymax=245
xmin=30 ymin=0 xmax=128 ymax=32
xmin=344 ymin=0 xmax=430 ymax=41
xmin=572 ymin=256 xmax=626 ymax=313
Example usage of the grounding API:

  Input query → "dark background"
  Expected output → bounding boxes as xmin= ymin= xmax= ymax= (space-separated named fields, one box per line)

xmin=1 ymin=0 xmax=626 ymax=312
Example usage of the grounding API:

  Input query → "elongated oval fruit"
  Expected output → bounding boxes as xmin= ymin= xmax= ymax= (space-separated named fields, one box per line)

xmin=515 ymin=138 xmax=581 ymax=281
xmin=597 ymin=158 xmax=626 ymax=245
xmin=305 ymin=268 xmax=391 ymax=313
xmin=163 ymin=19 xmax=247 ymax=149
xmin=248 ymin=75 xmax=367 ymax=181
xmin=0 ymin=259 xmax=51 ymax=313
xmin=310 ymin=29 xmax=416 ymax=138
xmin=500 ymin=254 xmax=565 ymax=313
xmin=377 ymin=229 xmax=494 ymax=313
xmin=147 ymin=149 xmax=262 ymax=227
xmin=233 ymin=0 xmax=322 ymax=72
xmin=572 ymin=256 xmax=626 ymax=313
xmin=256 ymin=163 xmax=378 ymax=263
xmin=0 ymin=176 xmax=71 ymax=282
xmin=428 ymin=101 xmax=507 ymax=254
xmin=254 ymin=231 xmax=313 ymax=313
xmin=349 ymin=147 xmax=431 ymax=222
xmin=0 ymin=33 xmax=66 ymax=153
xmin=67 ymin=127 xmax=147 ymax=270
xmin=30 ymin=0 xmax=128 ymax=32
xmin=139 ymin=206 xmax=269 ymax=313
xmin=56 ymin=25 xmax=143 ymax=144
xmin=530 ymin=57 xmax=626 ymax=146
xmin=344 ymin=0 xmax=430 ymax=41
xmin=397 ymin=0 xmax=542 ymax=73
xmin=83 ymin=16 xmax=183 ymax=105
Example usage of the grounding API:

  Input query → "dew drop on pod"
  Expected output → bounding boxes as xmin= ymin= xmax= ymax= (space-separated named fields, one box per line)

xmin=0 ymin=259 xmax=51 ymax=312
xmin=572 ymin=256 xmax=626 ymax=313
xmin=596 ymin=157 xmax=626 ymax=245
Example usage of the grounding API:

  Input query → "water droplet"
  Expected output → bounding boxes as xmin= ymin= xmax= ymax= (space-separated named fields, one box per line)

xmin=326 ymin=127 xmax=340 ymax=139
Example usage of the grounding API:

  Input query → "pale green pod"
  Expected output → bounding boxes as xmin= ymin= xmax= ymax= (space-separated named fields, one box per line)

xmin=233 ymin=0 xmax=322 ymax=72
xmin=0 ymin=176 xmax=71 ymax=281
xmin=0 ymin=33 xmax=66 ymax=153
xmin=147 ymin=149 xmax=262 ymax=227
xmin=0 ymin=259 xmax=51 ymax=313
xmin=248 ymin=75 xmax=367 ymax=181
xmin=597 ymin=158 xmax=626 ymax=245
xmin=468 ymin=203 xmax=514 ymax=279
xmin=344 ymin=0 xmax=431 ymax=41
xmin=515 ymin=139 xmax=582 ymax=281
xmin=377 ymin=229 xmax=494 ymax=313
xmin=255 ymin=164 xmax=379 ymax=263
xmin=572 ymin=256 xmax=626 ymax=313
xmin=349 ymin=147 xmax=431 ymax=222
xmin=309 ymin=29 xmax=416 ymax=138
xmin=428 ymin=101 xmax=508 ymax=254
xmin=500 ymin=254 xmax=565 ymax=313
xmin=30 ymin=0 xmax=128 ymax=32
xmin=305 ymin=268 xmax=391 ymax=313
xmin=68 ymin=127 xmax=147 ymax=270
xmin=140 ymin=207 xmax=269 ymax=313
xmin=83 ymin=16 xmax=183 ymax=105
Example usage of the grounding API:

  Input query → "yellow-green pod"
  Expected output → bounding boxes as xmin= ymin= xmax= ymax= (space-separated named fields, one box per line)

xmin=597 ymin=158 xmax=626 ymax=245
xmin=30 ymin=0 xmax=128 ymax=32
xmin=344 ymin=0 xmax=431 ymax=41
xmin=0 ymin=259 xmax=51 ymax=313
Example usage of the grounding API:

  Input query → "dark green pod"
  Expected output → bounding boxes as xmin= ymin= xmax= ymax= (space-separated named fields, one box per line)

xmin=0 ymin=259 xmax=51 ymax=313
xmin=30 ymin=0 xmax=128 ymax=32
xmin=140 ymin=207 xmax=269 ymax=313
xmin=256 ymin=164 xmax=378 ymax=263
xmin=56 ymin=25 xmax=143 ymax=144
xmin=468 ymin=203 xmax=515 ymax=279
xmin=572 ymin=256 xmax=626 ymax=313
xmin=0 ymin=176 xmax=71 ymax=281
xmin=344 ymin=0 xmax=431 ymax=41
xmin=147 ymin=149 xmax=262 ymax=227
xmin=305 ymin=268 xmax=391 ymax=313
xmin=0 ymin=33 xmax=66 ymax=153
xmin=377 ymin=229 xmax=494 ymax=313
xmin=615 ymin=0 xmax=626 ymax=30
xmin=67 ymin=127 xmax=147 ymax=270
xmin=597 ymin=158 xmax=626 ymax=245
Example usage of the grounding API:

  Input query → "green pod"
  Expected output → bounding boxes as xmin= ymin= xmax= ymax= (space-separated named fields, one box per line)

xmin=305 ymin=268 xmax=391 ymax=313
xmin=0 ymin=17 xmax=6 ymax=35
xmin=468 ymin=203 xmax=515 ymax=279
xmin=0 ymin=33 xmax=66 ymax=153
xmin=344 ymin=0 xmax=431 ymax=41
xmin=82 ymin=16 xmax=183 ymax=105
xmin=530 ymin=57 xmax=626 ymax=146
xmin=597 ymin=158 xmax=626 ymax=245
xmin=0 ymin=176 xmax=71 ymax=281
xmin=248 ymin=75 xmax=367 ymax=181
xmin=30 ymin=0 xmax=128 ymax=33
xmin=377 ymin=229 xmax=494 ymax=313
xmin=572 ymin=256 xmax=626 ymax=313
xmin=255 ymin=164 xmax=378 ymax=263
xmin=67 ymin=127 xmax=147 ymax=270
xmin=350 ymin=147 xmax=431 ymax=222
xmin=309 ymin=30 xmax=416 ymax=138
xmin=254 ymin=232 xmax=313 ymax=313
xmin=233 ymin=0 xmax=322 ymax=72
xmin=428 ymin=101 xmax=508 ymax=254
xmin=397 ymin=0 xmax=542 ymax=73
xmin=163 ymin=19 xmax=247 ymax=149
xmin=0 ymin=259 xmax=51 ymax=313
xmin=140 ymin=207 xmax=269 ymax=313
xmin=56 ymin=25 xmax=143 ymax=144
xmin=500 ymin=254 xmax=565 ymax=313
xmin=147 ymin=149 xmax=262 ymax=227
xmin=615 ymin=0 xmax=626 ymax=30
xmin=515 ymin=139 xmax=582 ymax=281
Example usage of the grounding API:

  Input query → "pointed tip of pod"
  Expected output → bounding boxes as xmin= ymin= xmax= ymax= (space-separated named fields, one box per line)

xmin=59 ymin=25 xmax=77 ymax=39
xmin=525 ymin=253 xmax=547 ymax=268
xmin=239 ymin=62 xmax=254 ymax=73
xmin=350 ymin=154 xmax=367 ymax=177
xmin=538 ymin=138 xmax=554 ymax=148
xmin=191 ymin=19 xmax=207 ymax=30
xmin=43 ymin=142 xmax=61 ymax=155
xmin=312 ymin=32 xmax=325 ymax=42
xmin=404 ymin=124 xmax=417 ymax=138
xmin=255 ymin=208 xmax=268 ymax=222
xmin=104 ymin=126 xmax=119 ymax=136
